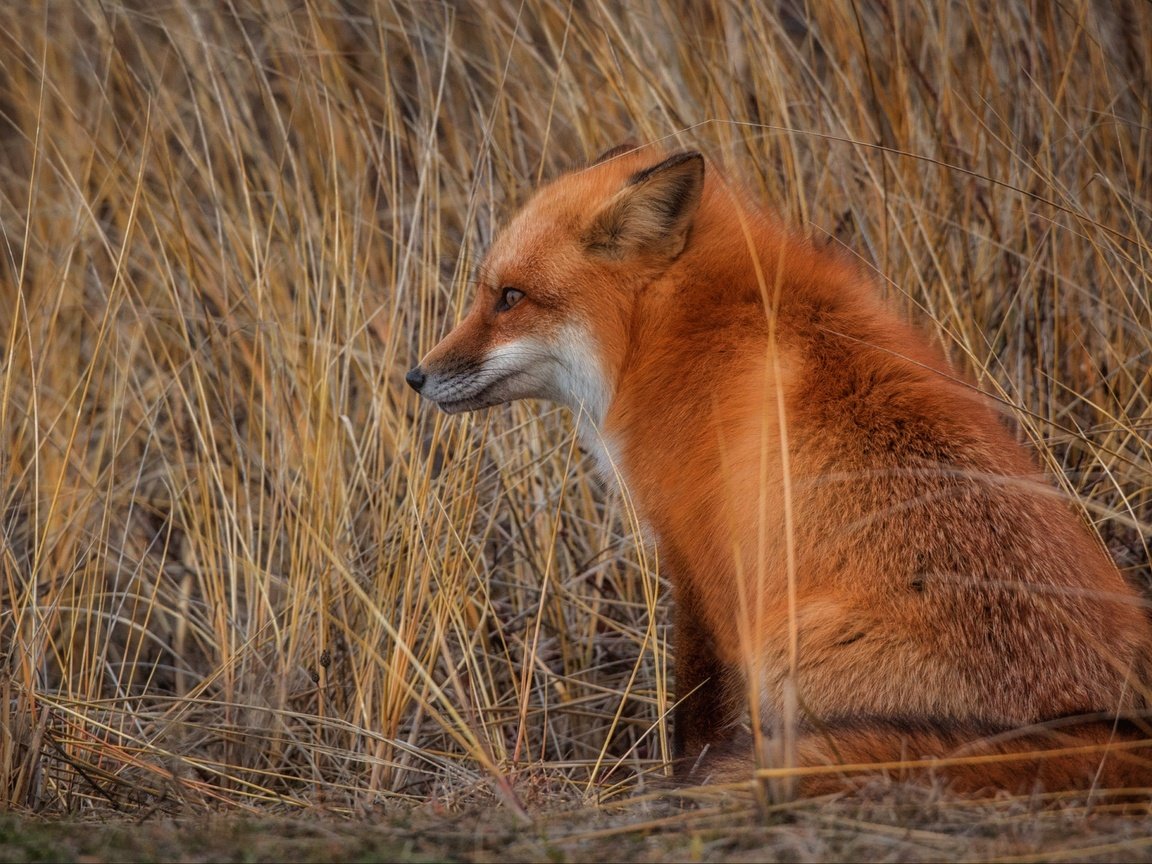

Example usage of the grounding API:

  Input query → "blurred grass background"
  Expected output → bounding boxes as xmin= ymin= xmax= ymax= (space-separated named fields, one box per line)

xmin=0 ymin=0 xmax=1149 ymax=824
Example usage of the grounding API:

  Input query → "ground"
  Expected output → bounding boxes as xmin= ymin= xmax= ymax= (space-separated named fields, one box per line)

xmin=5 ymin=785 xmax=1152 ymax=863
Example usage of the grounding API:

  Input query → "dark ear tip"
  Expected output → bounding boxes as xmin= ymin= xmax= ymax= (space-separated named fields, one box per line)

xmin=676 ymin=151 xmax=705 ymax=175
xmin=590 ymin=141 xmax=641 ymax=165
xmin=628 ymin=149 xmax=705 ymax=187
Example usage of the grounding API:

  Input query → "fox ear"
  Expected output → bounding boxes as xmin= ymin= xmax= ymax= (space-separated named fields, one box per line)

xmin=584 ymin=150 xmax=704 ymax=260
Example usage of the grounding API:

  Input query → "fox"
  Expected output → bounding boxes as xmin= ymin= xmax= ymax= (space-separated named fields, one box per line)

xmin=406 ymin=143 xmax=1152 ymax=796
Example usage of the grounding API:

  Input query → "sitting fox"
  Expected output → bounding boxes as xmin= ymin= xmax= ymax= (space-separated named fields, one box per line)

xmin=407 ymin=144 xmax=1152 ymax=795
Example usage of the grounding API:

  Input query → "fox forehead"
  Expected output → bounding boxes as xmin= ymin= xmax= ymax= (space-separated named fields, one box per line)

xmin=478 ymin=206 xmax=582 ymax=299
xmin=477 ymin=243 xmax=574 ymax=315
xmin=479 ymin=151 xmax=655 ymax=286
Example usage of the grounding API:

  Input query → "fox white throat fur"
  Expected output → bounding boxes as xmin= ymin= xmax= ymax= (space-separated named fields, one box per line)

xmin=407 ymin=144 xmax=1152 ymax=797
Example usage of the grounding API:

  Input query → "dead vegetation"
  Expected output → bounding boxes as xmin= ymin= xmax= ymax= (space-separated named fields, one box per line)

xmin=1 ymin=0 xmax=1150 ymax=858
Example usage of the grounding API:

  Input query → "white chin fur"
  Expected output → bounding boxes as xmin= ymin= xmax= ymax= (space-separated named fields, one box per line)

xmin=544 ymin=326 xmax=611 ymax=427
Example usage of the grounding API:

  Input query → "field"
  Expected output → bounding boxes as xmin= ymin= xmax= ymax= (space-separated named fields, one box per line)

xmin=1 ymin=0 xmax=1151 ymax=860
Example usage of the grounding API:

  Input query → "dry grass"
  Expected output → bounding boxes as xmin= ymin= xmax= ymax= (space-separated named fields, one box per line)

xmin=1 ymin=0 xmax=1150 ymax=856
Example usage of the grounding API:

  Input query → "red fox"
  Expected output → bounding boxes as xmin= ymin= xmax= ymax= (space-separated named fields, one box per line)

xmin=407 ymin=144 xmax=1152 ymax=796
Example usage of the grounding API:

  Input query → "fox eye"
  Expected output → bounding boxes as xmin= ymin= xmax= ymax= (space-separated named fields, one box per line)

xmin=496 ymin=287 xmax=525 ymax=312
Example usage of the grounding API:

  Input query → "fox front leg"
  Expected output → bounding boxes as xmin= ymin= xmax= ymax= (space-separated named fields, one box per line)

xmin=671 ymin=583 xmax=743 ymax=771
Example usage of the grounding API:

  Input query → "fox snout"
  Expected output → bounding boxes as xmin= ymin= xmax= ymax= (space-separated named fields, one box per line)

xmin=405 ymin=341 xmax=549 ymax=415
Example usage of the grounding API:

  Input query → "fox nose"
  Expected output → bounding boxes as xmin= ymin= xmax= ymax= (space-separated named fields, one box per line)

xmin=405 ymin=366 xmax=426 ymax=393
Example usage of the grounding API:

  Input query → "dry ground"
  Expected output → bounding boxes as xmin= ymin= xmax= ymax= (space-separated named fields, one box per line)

xmin=1 ymin=0 xmax=1151 ymax=859
xmin=4 ymin=792 xmax=1152 ymax=863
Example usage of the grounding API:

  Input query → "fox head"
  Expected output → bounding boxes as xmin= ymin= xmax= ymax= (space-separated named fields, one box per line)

xmin=406 ymin=146 xmax=705 ymax=426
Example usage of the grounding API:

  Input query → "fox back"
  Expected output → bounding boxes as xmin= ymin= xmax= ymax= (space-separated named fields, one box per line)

xmin=408 ymin=145 xmax=1152 ymax=795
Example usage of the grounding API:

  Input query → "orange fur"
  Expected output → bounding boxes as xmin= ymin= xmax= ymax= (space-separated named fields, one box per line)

xmin=408 ymin=145 xmax=1152 ymax=796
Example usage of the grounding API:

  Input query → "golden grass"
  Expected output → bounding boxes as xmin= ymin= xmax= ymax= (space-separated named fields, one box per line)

xmin=1 ymin=0 xmax=1150 ymax=837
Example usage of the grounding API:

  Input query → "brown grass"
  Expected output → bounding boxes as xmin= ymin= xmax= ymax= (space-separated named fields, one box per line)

xmin=1 ymin=0 xmax=1150 ymax=856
